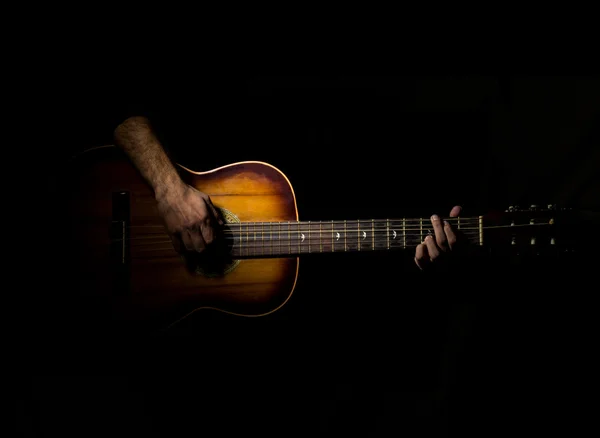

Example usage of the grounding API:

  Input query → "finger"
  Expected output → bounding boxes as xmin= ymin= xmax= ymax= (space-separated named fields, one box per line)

xmin=449 ymin=205 xmax=462 ymax=218
xmin=430 ymin=214 xmax=448 ymax=251
xmin=424 ymin=235 xmax=440 ymax=261
xmin=169 ymin=234 xmax=183 ymax=254
xmin=447 ymin=206 xmax=462 ymax=249
xmin=200 ymin=218 xmax=215 ymax=245
xmin=189 ymin=225 xmax=207 ymax=252
xmin=415 ymin=242 xmax=429 ymax=270
xmin=206 ymin=197 xmax=224 ymax=226
xmin=444 ymin=220 xmax=458 ymax=250
xmin=180 ymin=230 xmax=195 ymax=252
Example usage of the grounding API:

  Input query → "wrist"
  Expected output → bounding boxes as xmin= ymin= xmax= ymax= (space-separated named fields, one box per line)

xmin=154 ymin=175 xmax=187 ymax=202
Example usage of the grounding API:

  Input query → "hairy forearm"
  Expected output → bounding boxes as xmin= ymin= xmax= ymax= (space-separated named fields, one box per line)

xmin=114 ymin=116 xmax=184 ymax=200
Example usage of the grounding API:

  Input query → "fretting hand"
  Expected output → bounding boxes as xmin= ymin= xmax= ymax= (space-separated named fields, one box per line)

xmin=414 ymin=205 xmax=466 ymax=271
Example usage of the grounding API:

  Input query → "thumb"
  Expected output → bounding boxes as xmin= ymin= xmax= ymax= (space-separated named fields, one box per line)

xmin=206 ymin=197 xmax=224 ymax=226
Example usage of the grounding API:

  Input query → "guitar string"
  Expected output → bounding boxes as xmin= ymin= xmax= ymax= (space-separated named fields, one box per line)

xmin=112 ymin=222 xmax=546 ymax=246
xmin=125 ymin=217 xmax=481 ymax=229
xmin=116 ymin=226 xmax=483 ymax=244
xmin=122 ymin=221 xmax=550 ymax=238
xmin=130 ymin=231 xmax=483 ymax=252
xmin=129 ymin=230 xmax=482 ymax=247
xmin=127 ymin=228 xmax=482 ymax=243
xmin=127 ymin=222 xmax=552 ymax=253
xmin=118 ymin=224 xmax=482 ymax=241
xmin=113 ymin=219 xmax=482 ymax=240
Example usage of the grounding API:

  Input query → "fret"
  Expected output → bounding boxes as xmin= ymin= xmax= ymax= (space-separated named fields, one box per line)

xmin=331 ymin=220 xmax=335 ymax=252
xmin=242 ymin=222 xmax=247 ymax=257
xmin=309 ymin=221 xmax=322 ymax=253
xmin=268 ymin=222 xmax=275 ymax=256
xmin=372 ymin=219 xmax=375 ymax=250
xmin=388 ymin=220 xmax=401 ymax=249
xmin=345 ymin=220 xmax=359 ymax=251
xmin=248 ymin=222 xmax=255 ymax=257
xmin=321 ymin=220 xmax=334 ymax=252
xmin=292 ymin=221 xmax=304 ymax=254
xmin=230 ymin=226 xmax=241 ymax=258
xmin=250 ymin=222 xmax=255 ymax=257
xmin=359 ymin=219 xmax=369 ymax=251
xmin=287 ymin=221 xmax=291 ymax=255
xmin=404 ymin=219 xmax=419 ymax=248
xmin=357 ymin=219 xmax=374 ymax=251
xmin=319 ymin=222 xmax=323 ymax=252
xmin=250 ymin=222 xmax=254 ymax=257
xmin=262 ymin=222 xmax=266 ymax=255
xmin=249 ymin=222 xmax=254 ymax=257
xmin=298 ymin=222 xmax=304 ymax=253
xmin=235 ymin=223 xmax=241 ymax=256
xmin=357 ymin=219 xmax=361 ymax=251
xmin=271 ymin=222 xmax=281 ymax=254
xmin=344 ymin=220 xmax=347 ymax=252
xmin=424 ymin=217 xmax=433 ymax=241
xmin=267 ymin=222 xmax=272 ymax=256
xmin=420 ymin=217 xmax=423 ymax=243
xmin=288 ymin=221 xmax=298 ymax=255
xmin=370 ymin=219 xmax=380 ymax=251
xmin=256 ymin=222 xmax=262 ymax=257
xmin=332 ymin=220 xmax=343 ymax=252
xmin=297 ymin=222 xmax=308 ymax=254
xmin=245 ymin=222 xmax=249 ymax=257
xmin=256 ymin=222 xmax=263 ymax=256
xmin=374 ymin=219 xmax=387 ymax=251
xmin=229 ymin=226 xmax=236 ymax=254
xmin=386 ymin=219 xmax=390 ymax=250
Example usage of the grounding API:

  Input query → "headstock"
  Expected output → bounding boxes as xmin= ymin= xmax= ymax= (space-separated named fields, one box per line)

xmin=481 ymin=204 xmax=590 ymax=257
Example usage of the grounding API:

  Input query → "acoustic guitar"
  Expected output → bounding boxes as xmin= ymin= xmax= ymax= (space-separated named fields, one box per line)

xmin=61 ymin=145 xmax=592 ymax=330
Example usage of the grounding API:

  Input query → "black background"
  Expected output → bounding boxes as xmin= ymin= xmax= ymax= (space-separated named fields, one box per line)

xmin=15 ymin=75 xmax=600 ymax=436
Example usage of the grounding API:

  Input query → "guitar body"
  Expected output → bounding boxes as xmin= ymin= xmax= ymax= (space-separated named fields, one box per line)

xmin=63 ymin=146 xmax=299 ymax=329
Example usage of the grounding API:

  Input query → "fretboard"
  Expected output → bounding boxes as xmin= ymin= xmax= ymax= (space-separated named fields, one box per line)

xmin=226 ymin=218 xmax=482 ymax=258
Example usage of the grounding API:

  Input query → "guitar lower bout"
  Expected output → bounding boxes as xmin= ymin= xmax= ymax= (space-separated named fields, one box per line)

xmin=64 ymin=146 xmax=300 ymax=329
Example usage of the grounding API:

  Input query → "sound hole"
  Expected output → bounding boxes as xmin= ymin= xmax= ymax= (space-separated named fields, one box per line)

xmin=184 ymin=208 xmax=241 ymax=277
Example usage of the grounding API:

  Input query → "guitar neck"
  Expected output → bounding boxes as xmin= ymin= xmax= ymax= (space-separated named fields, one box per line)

xmin=228 ymin=217 xmax=483 ymax=258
